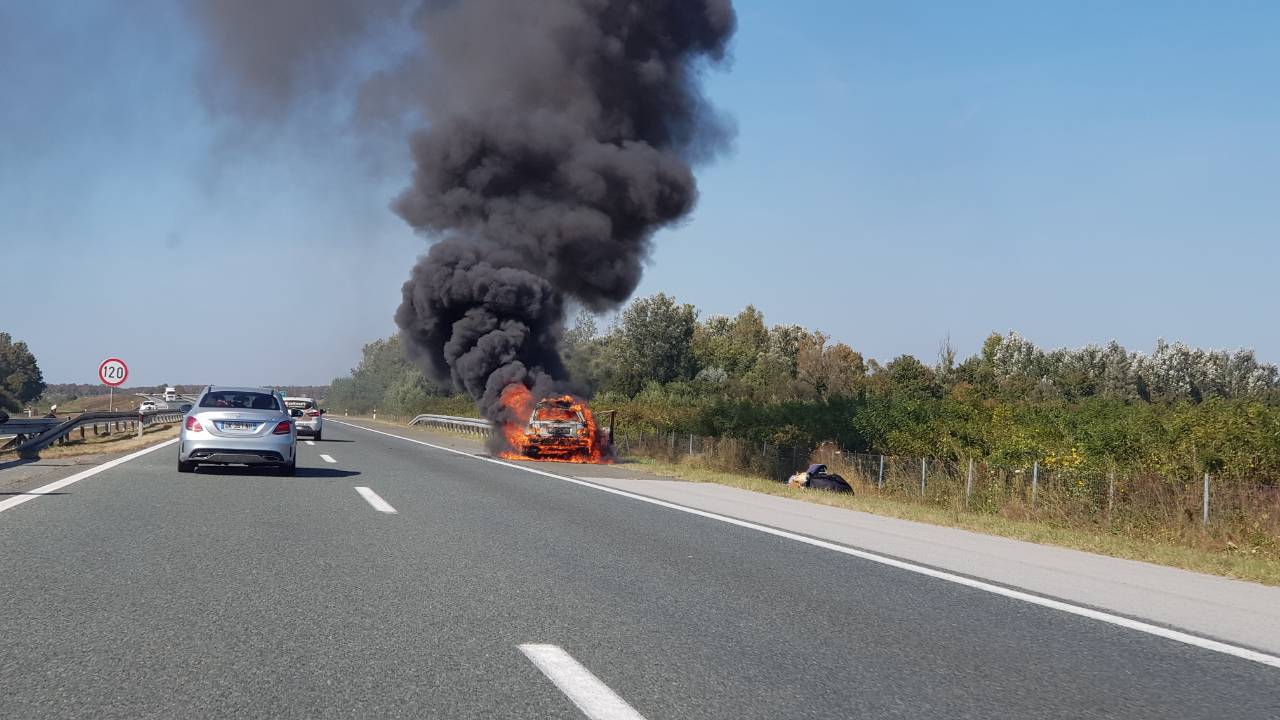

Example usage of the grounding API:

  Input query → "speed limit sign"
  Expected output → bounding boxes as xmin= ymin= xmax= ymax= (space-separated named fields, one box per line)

xmin=98 ymin=358 xmax=129 ymax=387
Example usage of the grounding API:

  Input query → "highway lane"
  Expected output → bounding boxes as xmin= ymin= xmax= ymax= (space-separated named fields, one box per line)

xmin=1 ymin=422 xmax=1276 ymax=719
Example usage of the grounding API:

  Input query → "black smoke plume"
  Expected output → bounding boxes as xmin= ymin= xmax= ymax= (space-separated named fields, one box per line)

xmin=185 ymin=0 xmax=737 ymax=430
xmin=394 ymin=0 xmax=737 ymax=428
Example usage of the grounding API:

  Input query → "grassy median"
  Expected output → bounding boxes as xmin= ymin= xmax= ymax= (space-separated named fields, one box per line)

xmin=1 ymin=423 xmax=177 ymax=461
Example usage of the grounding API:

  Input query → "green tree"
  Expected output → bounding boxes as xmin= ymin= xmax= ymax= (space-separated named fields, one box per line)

xmin=606 ymin=293 xmax=699 ymax=396
xmin=0 ymin=332 xmax=45 ymax=411
xmin=693 ymin=305 xmax=768 ymax=378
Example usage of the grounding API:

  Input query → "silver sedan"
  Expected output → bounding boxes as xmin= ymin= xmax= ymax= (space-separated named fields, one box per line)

xmin=178 ymin=387 xmax=297 ymax=475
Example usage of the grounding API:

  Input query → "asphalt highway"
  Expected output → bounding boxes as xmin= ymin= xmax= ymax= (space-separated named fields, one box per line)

xmin=1 ymin=421 xmax=1276 ymax=719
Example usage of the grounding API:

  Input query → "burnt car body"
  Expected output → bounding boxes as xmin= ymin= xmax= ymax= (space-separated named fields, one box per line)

xmin=787 ymin=463 xmax=853 ymax=493
xmin=523 ymin=398 xmax=593 ymax=459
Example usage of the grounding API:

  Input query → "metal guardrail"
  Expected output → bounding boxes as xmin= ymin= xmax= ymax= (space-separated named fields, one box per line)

xmin=0 ymin=409 xmax=186 ymax=460
xmin=409 ymin=414 xmax=492 ymax=437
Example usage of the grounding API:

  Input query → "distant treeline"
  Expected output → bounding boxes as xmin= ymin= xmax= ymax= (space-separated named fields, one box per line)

xmin=328 ymin=293 xmax=1280 ymax=483
xmin=37 ymin=383 xmax=332 ymax=406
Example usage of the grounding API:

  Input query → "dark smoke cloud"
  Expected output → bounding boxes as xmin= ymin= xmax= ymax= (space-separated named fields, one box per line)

xmin=188 ymin=0 xmax=415 ymax=118
xmin=394 ymin=0 xmax=737 ymax=425
xmin=185 ymin=0 xmax=737 ymax=429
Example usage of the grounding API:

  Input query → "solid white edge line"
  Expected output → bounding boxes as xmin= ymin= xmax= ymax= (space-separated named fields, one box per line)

xmin=319 ymin=454 xmax=337 ymax=464
xmin=332 ymin=420 xmax=1280 ymax=670
xmin=0 ymin=438 xmax=180 ymax=514
xmin=354 ymin=486 xmax=397 ymax=514
xmin=519 ymin=644 xmax=647 ymax=720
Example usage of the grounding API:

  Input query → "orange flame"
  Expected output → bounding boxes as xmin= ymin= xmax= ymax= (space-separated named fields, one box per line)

xmin=495 ymin=384 xmax=612 ymax=464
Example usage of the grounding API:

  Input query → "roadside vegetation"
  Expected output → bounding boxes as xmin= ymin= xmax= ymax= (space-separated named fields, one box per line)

xmin=328 ymin=293 xmax=1280 ymax=571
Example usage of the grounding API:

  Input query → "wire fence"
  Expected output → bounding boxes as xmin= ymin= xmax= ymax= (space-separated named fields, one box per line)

xmin=614 ymin=430 xmax=1280 ymax=552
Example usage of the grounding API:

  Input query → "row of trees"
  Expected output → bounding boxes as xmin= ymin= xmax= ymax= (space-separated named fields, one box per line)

xmin=0 ymin=332 xmax=45 ymax=412
xmin=326 ymin=294 xmax=1280 ymax=482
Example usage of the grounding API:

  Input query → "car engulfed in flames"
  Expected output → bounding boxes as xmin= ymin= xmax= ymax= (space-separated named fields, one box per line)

xmin=496 ymin=385 xmax=612 ymax=464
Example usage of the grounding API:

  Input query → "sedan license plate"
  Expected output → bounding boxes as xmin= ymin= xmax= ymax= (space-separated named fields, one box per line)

xmin=221 ymin=421 xmax=257 ymax=432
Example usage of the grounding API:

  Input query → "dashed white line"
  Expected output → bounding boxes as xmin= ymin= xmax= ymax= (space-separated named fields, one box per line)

xmin=0 ymin=439 xmax=179 ymax=515
xmin=519 ymin=644 xmax=647 ymax=720
xmin=354 ymin=487 xmax=397 ymax=514
xmin=319 ymin=454 xmax=337 ymax=464
xmin=305 ymin=440 xmax=315 ymax=446
xmin=332 ymin=419 xmax=1280 ymax=670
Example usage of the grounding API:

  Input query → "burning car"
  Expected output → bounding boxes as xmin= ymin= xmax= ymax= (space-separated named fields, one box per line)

xmin=494 ymin=387 xmax=612 ymax=464
xmin=523 ymin=397 xmax=596 ymax=460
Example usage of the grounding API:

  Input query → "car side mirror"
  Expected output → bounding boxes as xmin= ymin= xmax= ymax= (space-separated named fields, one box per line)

xmin=179 ymin=404 xmax=193 ymax=413
xmin=319 ymin=409 xmax=326 ymax=415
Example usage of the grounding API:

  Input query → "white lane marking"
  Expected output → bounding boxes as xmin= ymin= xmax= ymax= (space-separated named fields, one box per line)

xmin=319 ymin=454 xmax=337 ymax=464
xmin=331 ymin=420 xmax=1280 ymax=669
xmin=305 ymin=441 xmax=315 ymax=446
xmin=520 ymin=644 xmax=647 ymax=720
xmin=0 ymin=438 xmax=180 ymax=515
xmin=354 ymin=486 xmax=397 ymax=514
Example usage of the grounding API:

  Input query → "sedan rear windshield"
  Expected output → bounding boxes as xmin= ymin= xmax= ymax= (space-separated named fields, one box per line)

xmin=199 ymin=392 xmax=281 ymax=411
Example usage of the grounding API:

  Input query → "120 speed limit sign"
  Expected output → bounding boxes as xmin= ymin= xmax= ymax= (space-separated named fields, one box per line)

xmin=98 ymin=358 xmax=129 ymax=387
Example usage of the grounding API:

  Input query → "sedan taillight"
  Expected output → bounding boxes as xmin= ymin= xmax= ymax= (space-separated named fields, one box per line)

xmin=185 ymin=416 xmax=203 ymax=432
xmin=305 ymin=410 xmax=321 ymax=417
xmin=273 ymin=421 xmax=292 ymax=435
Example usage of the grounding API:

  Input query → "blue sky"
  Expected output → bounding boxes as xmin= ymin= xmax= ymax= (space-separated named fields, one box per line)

xmin=3 ymin=1 xmax=1278 ymax=386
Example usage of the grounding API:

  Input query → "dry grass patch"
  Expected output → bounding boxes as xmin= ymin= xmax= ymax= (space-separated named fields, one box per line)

xmin=625 ymin=455 xmax=1280 ymax=587
xmin=1 ymin=423 xmax=177 ymax=461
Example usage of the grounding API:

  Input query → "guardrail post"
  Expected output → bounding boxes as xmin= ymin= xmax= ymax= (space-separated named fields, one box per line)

xmin=1203 ymin=473 xmax=1211 ymax=528
xmin=920 ymin=458 xmax=927 ymax=497
xmin=1107 ymin=470 xmax=1116 ymax=524
xmin=1031 ymin=460 xmax=1039 ymax=508
xmin=965 ymin=458 xmax=974 ymax=508
xmin=877 ymin=455 xmax=884 ymax=490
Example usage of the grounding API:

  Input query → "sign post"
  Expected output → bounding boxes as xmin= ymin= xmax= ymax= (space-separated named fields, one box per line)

xmin=98 ymin=358 xmax=129 ymax=411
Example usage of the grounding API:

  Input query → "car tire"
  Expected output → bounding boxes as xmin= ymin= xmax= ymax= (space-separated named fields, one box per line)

xmin=314 ymin=431 xmax=322 ymax=442
xmin=178 ymin=460 xmax=196 ymax=473
xmin=279 ymin=461 xmax=296 ymax=477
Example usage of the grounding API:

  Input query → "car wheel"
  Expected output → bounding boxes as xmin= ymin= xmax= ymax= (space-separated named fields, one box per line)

xmin=279 ymin=461 xmax=296 ymax=477
xmin=178 ymin=460 xmax=196 ymax=473
xmin=314 ymin=431 xmax=322 ymax=442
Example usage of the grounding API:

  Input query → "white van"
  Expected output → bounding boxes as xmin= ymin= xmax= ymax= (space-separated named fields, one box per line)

xmin=164 ymin=387 xmax=178 ymax=402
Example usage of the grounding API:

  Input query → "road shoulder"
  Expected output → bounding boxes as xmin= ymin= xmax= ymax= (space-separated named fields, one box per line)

xmin=335 ymin=416 xmax=1280 ymax=657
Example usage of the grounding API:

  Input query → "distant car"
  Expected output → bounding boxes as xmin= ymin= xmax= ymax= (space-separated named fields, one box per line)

xmin=139 ymin=400 xmax=159 ymax=413
xmin=283 ymin=397 xmax=325 ymax=440
xmin=178 ymin=386 xmax=296 ymax=475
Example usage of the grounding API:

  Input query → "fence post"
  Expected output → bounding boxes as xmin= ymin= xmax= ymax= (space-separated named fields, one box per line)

xmin=1203 ymin=473 xmax=1211 ymax=528
xmin=1031 ymin=460 xmax=1039 ymax=508
xmin=689 ymin=433 xmax=694 ymax=455
xmin=878 ymin=455 xmax=885 ymax=490
xmin=965 ymin=458 xmax=974 ymax=508
xmin=670 ymin=431 xmax=676 ymax=454
xmin=920 ymin=458 xmax=927 ymax=497
xmin=1107 ymin=470 xmax=1116 ymax=524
